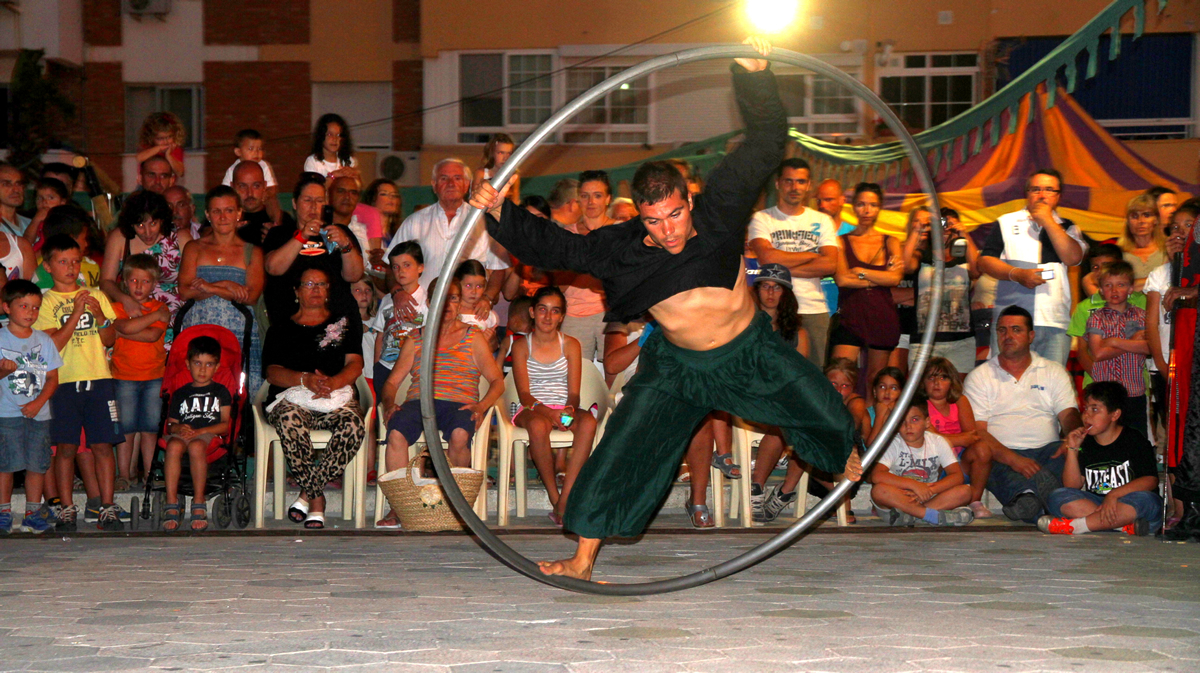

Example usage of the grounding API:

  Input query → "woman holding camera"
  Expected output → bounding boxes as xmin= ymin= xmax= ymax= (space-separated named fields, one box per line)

xmin=904 ymin=205 xmax=980 ymax=375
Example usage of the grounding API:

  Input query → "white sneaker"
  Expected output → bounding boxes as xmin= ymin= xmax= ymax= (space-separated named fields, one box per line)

xmin=970 ymin=500 xmax=995 ymax=519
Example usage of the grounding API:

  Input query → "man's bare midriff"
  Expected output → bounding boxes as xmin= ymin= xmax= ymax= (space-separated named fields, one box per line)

xmin=649 ymin=260 xmax=756 ymax=351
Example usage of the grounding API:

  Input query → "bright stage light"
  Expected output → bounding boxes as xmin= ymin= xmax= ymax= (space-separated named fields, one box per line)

xmin=745 ymin=0 xmax=800 ymax=34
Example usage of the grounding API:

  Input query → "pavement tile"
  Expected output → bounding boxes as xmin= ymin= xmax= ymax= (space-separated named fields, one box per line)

xmin=1 ymin=532 xmax=1198 ymax=671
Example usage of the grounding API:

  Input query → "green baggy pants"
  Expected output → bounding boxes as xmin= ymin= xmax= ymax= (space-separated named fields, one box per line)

xmin=563 ymin=312 xmax=857 ymax=539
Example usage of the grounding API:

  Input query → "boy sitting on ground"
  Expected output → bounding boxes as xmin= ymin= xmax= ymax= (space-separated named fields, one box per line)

xmin=1039 ymin=381 xmax=1161 ymax=536
xmin=161 ymin=336 xmax=231 ymax=532
xmin=0 ymin=280 xmax=63 ymax=533
xmin=869 ymin=396 xmax=975 ymax=526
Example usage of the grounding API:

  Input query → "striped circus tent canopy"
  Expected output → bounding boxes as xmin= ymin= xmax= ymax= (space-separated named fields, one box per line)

xmin=810 ymin=85 xmax=1199 ymax=239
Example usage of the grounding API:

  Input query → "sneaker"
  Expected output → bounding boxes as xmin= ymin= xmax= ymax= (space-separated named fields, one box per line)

xmin=0 ymin=510 xmax=11 ymax=535
xmin=46 ymin=502 xmax=62 ymax=525
xmin=1122 ymin=518 xmax=1150 ymax=537
xmin=19 ymin=506 xmax=55 ymax=534
xmin=97 ymin=505 xmax=124 ymax=531
xmin=969 ymin=501 xmax=995 ymax=519
xmin=938 ymin=506 xmax=975 ymax=526
xmin=888 ymin=509 xmax=918 ymax=527
xmin=750 ymin=484 xmax=765 ymax=522
xmin=1037 ymin=515 xmax=1076 ymax=535
xmin=111 ymin=503 xmax=131 ymax=522
xmin=1030 ymin=469 xmax=1061 ymax=511
xmin=56 ymin=504 xmax=78 ymax=532
xmin=756 ymin=487 xmax=797 ymax=523
xmin=84 ymin=497 xmax=100 ymax=523
xmin=1002 ymin=493 xmax=1043 ymax=523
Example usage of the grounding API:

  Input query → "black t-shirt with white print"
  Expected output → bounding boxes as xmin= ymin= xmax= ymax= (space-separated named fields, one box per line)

xmin=1077 ymin=427 xmax=1157 ymax=497
xmin=169 ymin=382 xmax=232 ymax=430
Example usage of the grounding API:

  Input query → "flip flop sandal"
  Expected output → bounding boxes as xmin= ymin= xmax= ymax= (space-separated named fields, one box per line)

xmin=287 ymin=498 xmax=310 ymax=523
xmin=548 ymin=510 xmax=563 ymax=527
xmin=190 ymin=503 xmax=209 ymax=532
xmin=711 ymin=452 xmax=742 ymax=479
xmin=161 ymin=502 xmax=182 ymax=532
xmin=375 ymin=512 xmax=402 ymax=529
xmin=304 ymin=512 xmax=326 ymax=529
xmin=685 ymin=503 xmax=715 ymax=529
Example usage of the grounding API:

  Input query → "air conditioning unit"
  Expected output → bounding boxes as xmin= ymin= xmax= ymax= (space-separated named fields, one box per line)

xmin=123 ymin=0 xmax=171 ymax=16
xmin=376 ymin=152 xmax=422 ymax=187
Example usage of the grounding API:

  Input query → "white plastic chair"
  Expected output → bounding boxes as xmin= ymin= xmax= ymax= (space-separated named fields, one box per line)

xmin=731 ymin=417 xmax=850 ymax=527
xmin=251 ymin=376 xmax=375 ymax=529
xmin=495 ymin=365 xmax=610 ymax=525
xmin=373 ymin=373 xmax=497 ymax=524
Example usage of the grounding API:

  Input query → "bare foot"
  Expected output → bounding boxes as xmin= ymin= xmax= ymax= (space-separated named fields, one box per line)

xmin=538 ymin=557 xmax=594 ymax=581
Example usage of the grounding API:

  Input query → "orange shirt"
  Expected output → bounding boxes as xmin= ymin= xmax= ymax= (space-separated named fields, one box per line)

xmin=111 ymin=300 xmax=168 ymax=381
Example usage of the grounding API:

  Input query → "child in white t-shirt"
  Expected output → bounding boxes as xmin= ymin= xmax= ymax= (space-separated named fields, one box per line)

xmin=220 ymin=129 xmax=281 ymax=224
xmin=869 ymin=397 xmax=975 ymax=526
xmin=368 ymin=242 xmax=427 ymax=400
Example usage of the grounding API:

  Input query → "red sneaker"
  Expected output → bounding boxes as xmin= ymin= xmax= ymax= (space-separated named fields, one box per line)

xmin=1037 ymin=515 xmax=1074 ymax=535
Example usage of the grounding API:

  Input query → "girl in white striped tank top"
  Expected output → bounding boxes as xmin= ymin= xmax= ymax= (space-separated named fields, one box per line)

xmin=512 ymin=287 xmax=598 ymax=526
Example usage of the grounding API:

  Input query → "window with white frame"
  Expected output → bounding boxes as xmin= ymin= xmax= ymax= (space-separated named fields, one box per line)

xmin=878 ymin=53 xmax=978 ymax=131
xmin=776 ymin=70 xmax=862 ymax=138
xmin=458 ymin=52 xmax=554 ymax=143
xmin=125 ymin=85 xmax=204 ymax=152
xmin=562 ymin=65 xmax=650 ymax=144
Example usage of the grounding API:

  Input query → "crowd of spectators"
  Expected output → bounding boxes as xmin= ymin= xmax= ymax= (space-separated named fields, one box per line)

xmin=0 ymin=107 xmax=1187 ymax=539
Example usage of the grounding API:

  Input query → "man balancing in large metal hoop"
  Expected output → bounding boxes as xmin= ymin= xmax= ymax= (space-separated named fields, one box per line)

xmin=469 ymin=37 xmax=863 ymax=580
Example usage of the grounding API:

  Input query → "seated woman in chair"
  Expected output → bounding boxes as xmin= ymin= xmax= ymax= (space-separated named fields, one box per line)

xmin=510 ymin=287 xmax=598 ymax=526
xmin=262 ymin=267 xmax=365 ymax=529
xmin=376 ymin=277 xmax=505 ymax=529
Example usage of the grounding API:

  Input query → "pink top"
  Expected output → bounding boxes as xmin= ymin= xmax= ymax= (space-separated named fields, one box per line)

xmin=928 ymin=400 xmax=964 ymax=457
xmin=354 ymin=203 xmax=383 ymax=239
xmin=557 ymin=220 xmax=606 ymax=317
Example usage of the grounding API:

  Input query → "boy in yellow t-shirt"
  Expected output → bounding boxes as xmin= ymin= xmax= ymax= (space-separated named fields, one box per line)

xmin=34 ymin=235 xmax=121 ymax=532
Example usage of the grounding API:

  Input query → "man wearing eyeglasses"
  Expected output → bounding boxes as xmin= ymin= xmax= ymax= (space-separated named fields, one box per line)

xmin=0 ymin=163 xmax=30 ymax=238
xmin=977 ymin=169 xmax=1088 ymax=365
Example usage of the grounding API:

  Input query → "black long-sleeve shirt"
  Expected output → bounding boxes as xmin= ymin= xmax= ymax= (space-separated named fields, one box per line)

xmin=486 ymin=65 xmax=788 ymax=323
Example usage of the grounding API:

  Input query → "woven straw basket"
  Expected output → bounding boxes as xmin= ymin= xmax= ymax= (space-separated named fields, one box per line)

xmin=378 ymin=452 xmax=484 ymax=532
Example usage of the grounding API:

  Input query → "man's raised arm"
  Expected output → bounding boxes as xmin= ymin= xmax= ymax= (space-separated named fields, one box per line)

xmin=696 ymin=38 xmax=789 ymax=237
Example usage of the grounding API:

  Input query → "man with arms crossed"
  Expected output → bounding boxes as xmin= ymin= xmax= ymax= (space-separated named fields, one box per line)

xmin=748 ymin=158 xmax=838 ymax=366
xmin=472 ymin=39 xmax=862 ymax=580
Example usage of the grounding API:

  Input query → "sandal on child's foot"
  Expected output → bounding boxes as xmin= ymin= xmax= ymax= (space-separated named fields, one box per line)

xmin=303 ymin=512 xmax=325 ymax=529
xmin=711 ymin=452 xmax=741 ymax=479
xmin=685 ymin=503 xmax=715 ymax=529
xmin=548 ymin=510 xmax=563 ymax=527
xmin=162 ymin=502 xmax=182 ymax=532
xmin=190 ymin=503 xmax=209 ymax=532
xmin=287 ymin=498 xmax=310 ymax=523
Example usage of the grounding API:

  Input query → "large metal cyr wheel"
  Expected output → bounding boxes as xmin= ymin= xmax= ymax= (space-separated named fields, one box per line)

xmin=419 ymin=44 xmax=945 ymax=595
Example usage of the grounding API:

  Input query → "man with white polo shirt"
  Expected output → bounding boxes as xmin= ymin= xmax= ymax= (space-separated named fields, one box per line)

xmin=385 ymin=158 xmax=509 ymax=317
xmin=977 ymin=168 xmax=1087 ymax=365
xmin=748 ymin=158 xmax=839 ymax=367
xmin=961 ymin=305 xmax=1084 ymax=522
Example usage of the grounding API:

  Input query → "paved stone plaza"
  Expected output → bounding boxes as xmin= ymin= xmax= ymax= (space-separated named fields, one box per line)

xmin=1 ymin=529 xmax=1198 ymax=672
